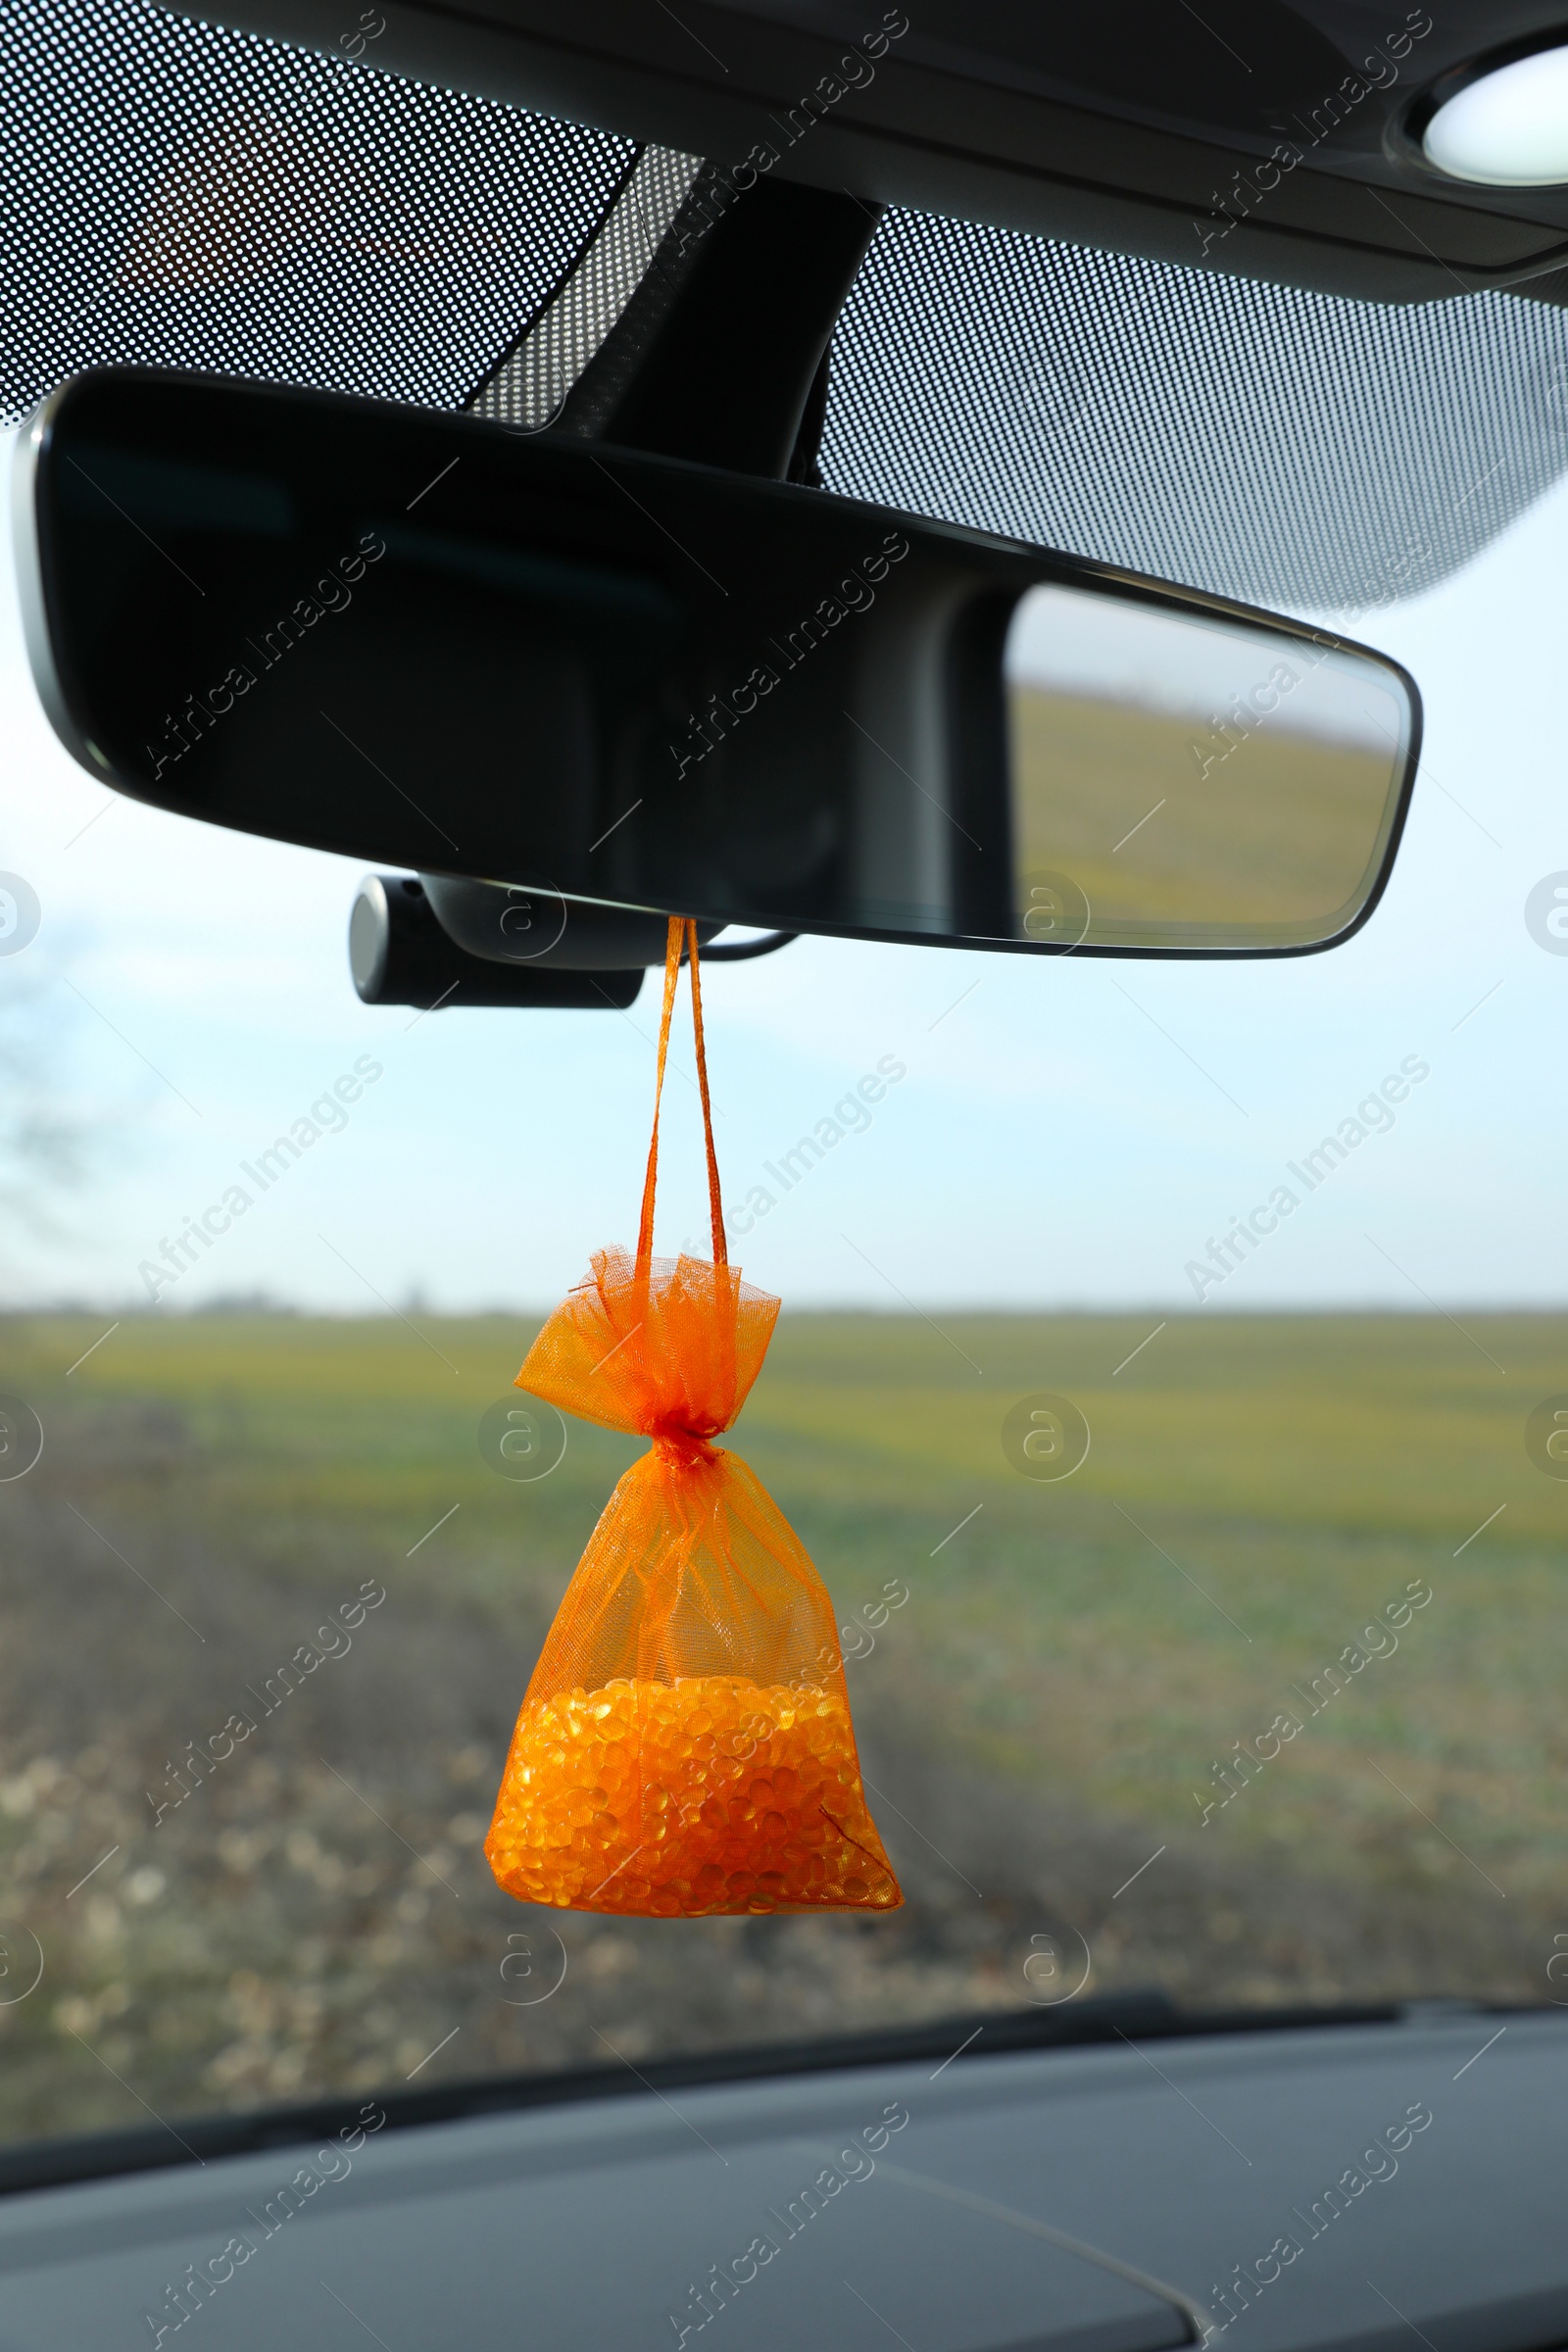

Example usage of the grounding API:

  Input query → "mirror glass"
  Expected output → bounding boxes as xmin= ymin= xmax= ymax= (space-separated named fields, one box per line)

xmin=1002 ymin=585 xmax=1414 ymax=953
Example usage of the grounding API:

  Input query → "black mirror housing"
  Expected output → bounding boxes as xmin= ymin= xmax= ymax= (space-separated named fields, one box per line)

xmin=16 ymin=368 xmax=1420 ymax=960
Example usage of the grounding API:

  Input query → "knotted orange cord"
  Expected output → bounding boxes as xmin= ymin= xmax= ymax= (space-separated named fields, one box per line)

xmin=484 ymin=918 xmax=902 ymax=1917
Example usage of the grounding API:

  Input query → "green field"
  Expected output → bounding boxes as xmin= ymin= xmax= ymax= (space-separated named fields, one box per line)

xmin=0 ymin=1307 xmax=1563 ymax=2147
xmin=1010 ymin=686 xmax=1396 ymax=938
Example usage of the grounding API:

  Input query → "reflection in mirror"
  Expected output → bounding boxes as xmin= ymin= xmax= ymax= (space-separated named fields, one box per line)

xmin=1002 ymin=586 xmax=1415 ymax=952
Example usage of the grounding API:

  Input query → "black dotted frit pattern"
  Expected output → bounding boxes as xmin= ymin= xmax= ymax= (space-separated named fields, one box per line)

xmin=823 ymin=209 xmax=1568 ymax=612
xmin=14 ymin=4 xmax=1568 ymax=613
xmin=2 ymin=0 xmax=633 ymax=425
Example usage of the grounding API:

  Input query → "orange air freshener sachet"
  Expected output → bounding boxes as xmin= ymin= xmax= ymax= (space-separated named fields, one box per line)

xmin=485 ymin=918 xmax=902 ymax=1919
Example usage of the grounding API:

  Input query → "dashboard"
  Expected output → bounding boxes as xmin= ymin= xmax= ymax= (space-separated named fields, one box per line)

xmin=0 ymin=2008 xmax=1560 ymax=2351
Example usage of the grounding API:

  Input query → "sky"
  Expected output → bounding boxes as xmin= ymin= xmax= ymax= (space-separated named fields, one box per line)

xmin=3 ymin=420 xmax=1567 ymax=1316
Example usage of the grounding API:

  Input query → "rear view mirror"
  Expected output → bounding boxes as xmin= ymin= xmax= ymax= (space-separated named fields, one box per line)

xmin=15 ymin=368 xmax=1420 ymax=959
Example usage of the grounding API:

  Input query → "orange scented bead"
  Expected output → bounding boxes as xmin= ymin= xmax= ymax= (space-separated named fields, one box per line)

xmin=485 ymin=1675 xmax=900 ymax=1915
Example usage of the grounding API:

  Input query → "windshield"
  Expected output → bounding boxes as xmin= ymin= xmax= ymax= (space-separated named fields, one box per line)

xmin=0 ymin=428 xmax=1560 ymax=2153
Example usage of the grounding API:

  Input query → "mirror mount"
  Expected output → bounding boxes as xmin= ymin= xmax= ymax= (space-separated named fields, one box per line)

xmin=522 ymin=172 xmax=882 ymax=483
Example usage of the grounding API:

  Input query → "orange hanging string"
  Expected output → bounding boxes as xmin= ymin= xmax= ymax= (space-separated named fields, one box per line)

xmin=634 ymin=918 xmax=683 ymax=1276
xmin=685 ymin=921 xmax=727 ymax=1269
xmin=634 ymin=917 xmax=727 ymax=1274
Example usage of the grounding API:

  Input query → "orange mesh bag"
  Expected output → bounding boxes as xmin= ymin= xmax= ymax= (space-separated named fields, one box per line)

xmin=485 ymin=918 xmax=902 ymax=1919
